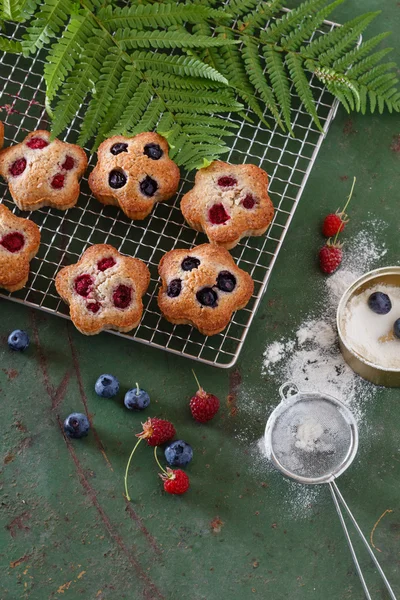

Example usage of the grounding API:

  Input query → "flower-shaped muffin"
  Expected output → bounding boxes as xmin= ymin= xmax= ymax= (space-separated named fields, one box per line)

xmin=0 ymin=130 xmax=88 ymax=211
xmin=0 ymin=204 xmax=41 ymax=291
xmin=88 ymin=132 xmax=180 ymax=220
xmin=55 ymin=244 xmax=150 ymax=335
xmin=181 ymin=161 xmax=274 ymax=249
xmin=158 ymin=243 xmax=254 ymax=336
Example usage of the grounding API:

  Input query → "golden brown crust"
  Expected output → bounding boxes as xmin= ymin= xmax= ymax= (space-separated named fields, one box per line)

xmin=88 ymin=132 xmax=180 ymax=220
xmin=0 ymin=130 xmax=88 ymax=211
xmin=0 ymin=122 xmax=4 ymax=150
xmin=181 ymin=161 xmax=274 ymax=250
xmin=157 ymin=243 xmax=254 ymax=336
xmin=55 ymin=244 xmax=150 ymax=335
xmin=0 ymin=204 xmax=41 ymax=292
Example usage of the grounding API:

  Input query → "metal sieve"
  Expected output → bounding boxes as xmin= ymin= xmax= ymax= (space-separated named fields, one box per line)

xmin=264 ymin=382 xmax=397 ymax=600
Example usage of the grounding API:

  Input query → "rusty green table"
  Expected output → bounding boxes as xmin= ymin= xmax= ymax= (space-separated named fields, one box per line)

xmin=1 ymin=1 xmax=400 ymax=598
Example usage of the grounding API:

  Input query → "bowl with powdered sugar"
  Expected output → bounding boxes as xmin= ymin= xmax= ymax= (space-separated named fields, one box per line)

xmin=337 ymin=266 xmax=400 ymax=386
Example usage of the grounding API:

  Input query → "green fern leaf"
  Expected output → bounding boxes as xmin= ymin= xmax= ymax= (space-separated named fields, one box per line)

xmin=128 ymin=97 xmax=164 ymax=135
xmin=145 ymin=71 xmax=224 ymax=91
xmin=264 ymin=46 xmax=293 ymax=134
xmin=107 ymin=81 xmax=153 ymax=136
xmin=1 ymin=0 xmax=37 ymax=21
xmin=131 ymin=51 xmax=228 ymax=84
xmin=44 ymin=13 xmax=94 ymax=101
xmin=333 ymin=32 xmax=390 ymax=72
xmin=160 ymin=88 xmax=234 ymax=104
xmin=226 ymin=0 xmax=259 ymax=16
xmin=115 ymin=28 xmax=238 ymax=50
xmin=284 ymin=0 xmax=346 ymax=51
xmin=78 ymin=48 xmax=127 ymax=146
xmin=312 ymin=65 xmax=360 ymax=110
xmin=347 ymin=50 xmax=394 ymax=79
xmin=174 ymin=114 xmax=239 ymax=128
xmin=286 ymin=53 xmax=323 ymax=131
xmin=183 ymin=125 xmax=235 ymax=137
xmin=303 ymin=13 xmax=374 ymax=59
xmin=263 ymin=0 xmax=328 ymax=43
xmin=238 ymin=0 xmax=283 ymax=34
xmin=21 ymin=0 xmax=74 ymax=55
xmin=0 ymin=35 xmax=22 ymax=52
xmin=51 ymin=31 xmax=111 ymax=139
xmin=358 ymin=63 xmax=397 ymax=86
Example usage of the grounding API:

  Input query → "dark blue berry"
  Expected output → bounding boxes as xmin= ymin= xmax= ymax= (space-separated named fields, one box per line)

xmin=167 ymin=278 xmax=182 ymax=298
xmin=124 ymin=384 xmax=150 ymax=410
xmin=165 ymin=440 xmax=193 ymax=467
xmin=95 ymin=374 xmax=120 ymax=398
xmin=196 ymin=287 xmax=218 ymax=308
xmin=140 ymin=176 xmax=158 ymax=197
xmin=394 ymin=319 xmax=400 ymax=339
xmin=181 ymin=257 xmax=200 ymax=271
xmin=217 ymin=271 xmax=236 ymax=293
xmin=109 ymin=170 xmax=127 ymax=189
xmin=144 ymin=143 xmax=163 ymax=160
xmin=368 ymin=292 xmax=392 ymax=315
xmin=64 ymin=412 xmax=90 ymax=439
xmin=110 ymin=143 xmax=128 ymax=155
xmin=8 ymin=329 xmax=29 ymax=351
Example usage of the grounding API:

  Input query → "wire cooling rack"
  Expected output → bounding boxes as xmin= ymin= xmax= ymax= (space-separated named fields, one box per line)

xmin=0 ymin=16 xmax=342 ymax=368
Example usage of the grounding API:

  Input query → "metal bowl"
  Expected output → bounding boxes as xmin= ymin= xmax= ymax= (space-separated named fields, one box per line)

xmin=337 ymin=266 xmax=400 ymax=387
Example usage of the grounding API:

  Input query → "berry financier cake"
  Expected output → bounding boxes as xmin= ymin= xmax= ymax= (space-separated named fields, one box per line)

xmin=158 ymin=243 xmax=254 ymax=336
xmin=0 ymin=130 xmax=88 ymax=211
xmin=0 ymin=204 xmax=41 ymax=292
xmin=181 ymin=161 xmax=274 ymax=249
xmin=55 ymin=244 xmax=150 ymax=335
xmin=88 ymin=132 xmax=180 ymax=220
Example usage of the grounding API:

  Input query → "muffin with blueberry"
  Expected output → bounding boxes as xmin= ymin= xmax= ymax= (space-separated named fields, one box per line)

xmin=158 ymin=243 xmax=254 ymax=336
xmin=88 ymin=132 xmax=180 ymax=220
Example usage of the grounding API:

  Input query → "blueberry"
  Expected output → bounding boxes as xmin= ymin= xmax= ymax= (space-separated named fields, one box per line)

xmin=217 ymin=271 xmax=236 ymax=293
xmin=64 ymin=412 xmax=90 ymax=439
xmin=124 ymin=383 xmax=150 ymax=410
xmin=196 ymin=287 xmax=218 ymax=308
xmin=8 ymin=329 xmax=29 ymax=351
xmin=394 ymin=319 xmax=400 ymax=339
xmin=167 ymin=278 xmax=182 ymax=298
xmin=164 ymin=440 xmax=193 ymax=467
xmin=368 ymin=292 xmax=392 ymax=315
xmin=95 ymin=374 xmax=120 ymax=398
xmin=140 ymin=175 xmax=158 ymax=197
xmin=181 ymin=256 xmax=200 ymax=271
xmin=109 ymin=170 xmax=127 ymax=189
xmin=110 ymin=143 xmax=128 ymax=155
xmin=144 ymin=143 xmax=163 ymax=160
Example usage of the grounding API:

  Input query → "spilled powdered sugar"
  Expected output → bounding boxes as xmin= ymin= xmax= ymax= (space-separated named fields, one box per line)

xmin=243 ymin=223 xmax=388 ymax=518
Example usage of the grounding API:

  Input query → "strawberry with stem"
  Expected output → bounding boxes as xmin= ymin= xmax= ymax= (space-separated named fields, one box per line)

xmin=190 ymin=370 xmax=220 ymax=423
xmin=322 ymin=176 xmax=356 ymax=237
xmin=154 ymin=446 xmax=190 ymax=495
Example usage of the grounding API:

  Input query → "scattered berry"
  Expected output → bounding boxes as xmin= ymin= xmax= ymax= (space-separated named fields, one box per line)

xmin=95 ymin=374 xmax=120 ymax=398
xmin=64 ymin=412 xmax=90 ymax=439
xmin=189 ymin=370 xmax=220 ymax=423
xmin=165 ymin=440 xmax=193 ymax=467
xmin=368 ymin=292 xmax=392 ymax=315
xmin=8 ymin=329 xmax=29 ymax=351
xmin=319 ymin=241 xmax=343 ymax=274
xmin=137 ymin=417 xmax=175 ymax=446
xmin=160 ymin=468 xmax=190 ymax=495
xmin=124 ymin=383 xmax=150 ymax=410
xmin=322 ymin=213 xmax=347 ymax=237
xmin=394 ymin=319 xmax=400 ymax=339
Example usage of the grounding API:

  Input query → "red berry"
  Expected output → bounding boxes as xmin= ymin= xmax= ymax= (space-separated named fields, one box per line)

xmin=61 ymin=155 xmax=75 ymax=170
xmin=208 ymin=203 xmax=230 ymax=225
xmin=322 ymin=213 xmax=346 ymax=237
xmin=319 ymin=243 xmax=343 ymax=274
xmin=190 ymin=389 xmax=220 ymax=423
xmin=137 ymin=417 xmax=176 ymax=447
xmin=26 ymin=137 xmax=48 ymax=150
xmin=1 ymin=232 xmax=25 ymax=253
xmin=9 ymin=158 xmax=26 ymax=177
xmin=242 ymin=194 xmax=256 ymax=209
xmin=87 ymin=302 xmax=101 ymax=313
xmin=217 ymin=176 xmax=237 ymax=187
xmin=113 ymin=284 xmax=132 ymax=309
xmin=97 ymin=257 xmax=116 ymax=271
xmin=74 ymin=274 xmax=93 ymax=297
xmin=160 ymin=468 xmax=190 ymax=495
xmin=51 ymin=173 xmax=65 ymax=189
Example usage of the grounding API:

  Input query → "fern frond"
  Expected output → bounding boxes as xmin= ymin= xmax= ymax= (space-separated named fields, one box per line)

xmin=332 ymin=32 xmax=390 ymax=72
xmin=131 ymin=51 xmax=228 ymax=84
xmin=128 ymin=97 xmax=164 ymax=135
xmin=44 ymin=13 xmax=94 ymax=101
xmin=107 ymin=81 xmax=153 ymax=136
xmin=238 ymin=0 xmax=283 ymax=34
xmin=146 ymin=70 xmax=224 ymax=91
xmin=114 ymin=28 xmax=238 ymax=50
xmin=226 ymin=0 xmax=259 ymax=16
xmin=159 ymin=88 xmax=234 ymax=104
xmin=183 ymin=125 xmax=235 ymax=137
xmin=303 ymin=13 xmax=374 ymax=59
xmin=21 ymin=0 xmax=73 ymax=55
xmin=99 ymin=3 xmax=230 ymax=32
xmin=0 ymin=35 xmax=22 ymax=52
xmin=0 ymin=0 xmax=38 ymax=21
xmin=311 ymin=65 xmax=360 ymax=110
xmin=358 ymin=63 xmax=397 ymax=87
xmin=284 ymin=0 xmax=346 ymax=51
xmin=286 ymin=53 xmax=323 ymax=131
xmin=174 ymin=114 xmax=239 ymax=128
xmin=346 ymin=48 xmax=393 ymax=79
xmin=264 ymin=46 xmax=293 ymax=134
xmin=51 ymin=31 xmax=111 ymax=138
xmin=78 ymin=48 xmax=127 ymax=146
xmin=263 ymin=0 xmax=328 ymax=43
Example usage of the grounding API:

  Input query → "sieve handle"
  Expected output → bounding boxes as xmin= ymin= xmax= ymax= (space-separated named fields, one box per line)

xmin=279 ymin=382 xmax=299 ymax=402
xmin=329 ymin=481 xmax=397 ymax=600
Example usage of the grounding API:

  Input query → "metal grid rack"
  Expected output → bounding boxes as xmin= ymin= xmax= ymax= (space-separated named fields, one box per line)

xmin=0 ymin=16 xmax=341 ymax=368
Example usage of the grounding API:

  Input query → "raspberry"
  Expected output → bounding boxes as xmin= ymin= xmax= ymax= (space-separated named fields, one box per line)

xmin=160 ymin=468 xmax=190 ymax=495
xmin=9 ymin=158 xmax=26 ymax=177
xmin=137 ymin=417 xmax=176 ymax=447
xmin=208 ymin=203 xmax=230 ymax=225
xmin=242 ymin=194 xmax=256 ymax=209
xmin=51 ymin=173 xmax=65 ymax=189
xmin=190 ymin=371 xmax=220 ymax=423
xmin=217 ymin=176 xmax=237 ymax=187
xmin=87 ymin=302 xmax=101 ymax=313
xmin=26 ymin=137 xmax=48 ymax=149
xmin=97 ymin=257 xmax=116 ymax=271
xmin=322 ymin=213 xmax=346 ymax=237
xmin=113 ymin=284 xmax=132 ymax=309
xmin=0 ymin=232 xmax=25 ymax=253
xmin=74 ymin=274 xmax=93 ymax=297
xmin=319 ymin=242 xmax=343 ymax=274
xmin=61 ymin=155 xmax=75 ymax=170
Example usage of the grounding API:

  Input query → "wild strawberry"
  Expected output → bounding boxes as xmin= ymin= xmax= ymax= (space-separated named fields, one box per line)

xmin=190 ymin=370 xmax=220 ymax=423
xmin=160 ymin=468 xmax=190 ymax=495
xmin=319 ymin=240 xmax=343 ymax=274
xmin=322 ymin=212 xmax=347 ymax=237
xmin=137 ymin=417 xmax=175 ymax=447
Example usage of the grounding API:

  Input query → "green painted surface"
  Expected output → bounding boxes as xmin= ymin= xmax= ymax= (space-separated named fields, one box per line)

xmin=1 ymin=1 xmax=400 ymax=599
